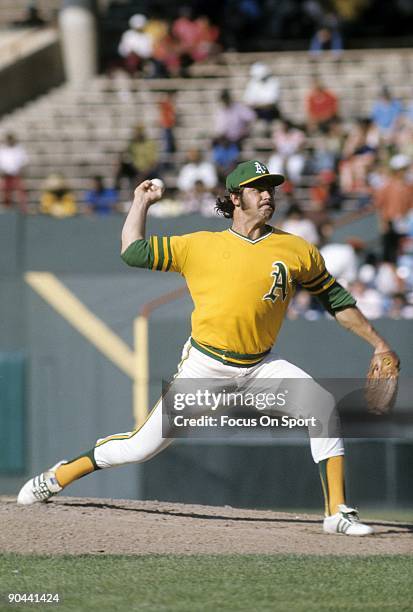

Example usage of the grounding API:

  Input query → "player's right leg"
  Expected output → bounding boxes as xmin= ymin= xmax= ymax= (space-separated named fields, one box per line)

xmin=17 ymin=398 xmax=171 ymax=505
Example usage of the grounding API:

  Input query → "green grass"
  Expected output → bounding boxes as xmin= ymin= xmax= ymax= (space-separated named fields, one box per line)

xmin=1 ymin=554 xmax=412 ymax=612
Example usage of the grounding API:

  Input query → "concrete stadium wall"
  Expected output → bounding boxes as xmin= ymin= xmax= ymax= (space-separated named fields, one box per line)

xmin=0 ymin=38 xmax=64 ymax=117
xmin=0 ymin=212 xmax=412 ymax=509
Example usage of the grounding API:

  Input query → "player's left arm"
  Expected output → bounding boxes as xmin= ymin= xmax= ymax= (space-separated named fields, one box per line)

xmin=334 ymin=305 xmax=396 ymax=356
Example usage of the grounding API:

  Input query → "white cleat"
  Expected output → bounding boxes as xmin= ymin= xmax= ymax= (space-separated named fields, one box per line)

xmin=17 ymin=461 xmax=66 ymax=505
xmin=323 ymin=504 xmax=374 ymax=536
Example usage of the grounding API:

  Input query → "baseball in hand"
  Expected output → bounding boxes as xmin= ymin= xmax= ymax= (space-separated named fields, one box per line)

xmin=151 ymin=178 xmax=165 ymax=193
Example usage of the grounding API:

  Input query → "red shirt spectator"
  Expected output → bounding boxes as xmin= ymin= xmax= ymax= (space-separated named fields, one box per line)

xmin=153 ymin=26 xmax=183 ymax=77
xmin=191 ymin=16 xmax=220 ymax=62
xmin=159 ymin=94 xmax=176 ymax=129
xmin=158 ymin=91 xmax=177 ymax=153
xmin=172 ymin=12 xmax=219 ymax=63
xmin=306 ymin=79 xmax=338 ymax=131
xmin=172 ymin=12 xmax=199 ymax=50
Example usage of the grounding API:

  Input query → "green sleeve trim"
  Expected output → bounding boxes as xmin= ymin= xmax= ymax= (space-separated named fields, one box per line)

xmin=301 ymin=268 xmax=327 ymax=288
xmin=156 ymin=235 xmax=165 ymax=271
xmin=121 ymin=239 xmax=154 ymax=268
xmin=316 ymin=281 xmax=357 ymax=315
xmin=165 ymin=236 xmax=172 ymax=271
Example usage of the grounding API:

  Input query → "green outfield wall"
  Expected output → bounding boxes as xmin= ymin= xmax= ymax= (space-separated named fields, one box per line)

xmin=0 ymin=212 xmax=412 ymax=508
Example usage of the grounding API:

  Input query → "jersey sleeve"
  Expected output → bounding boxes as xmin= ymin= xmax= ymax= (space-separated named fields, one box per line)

xmin=297 ymin=243 xmax=356 ymax=314
xmin=121 ymin=234 xmax=190 ymax=274
xmin=297 ymin=244 xmax=336 ymax=295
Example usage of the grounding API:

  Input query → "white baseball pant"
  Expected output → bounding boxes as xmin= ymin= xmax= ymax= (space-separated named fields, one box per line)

xmin=94 ymin=339 xmax=344 ymax=468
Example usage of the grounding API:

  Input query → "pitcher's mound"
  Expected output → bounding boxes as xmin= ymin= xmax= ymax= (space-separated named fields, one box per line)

xmin=1 ymin=497 xmax=411 ymax=556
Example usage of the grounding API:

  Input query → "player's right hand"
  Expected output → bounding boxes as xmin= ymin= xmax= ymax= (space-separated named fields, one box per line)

xmin=133 ymin=180 xmax=163 ymax=207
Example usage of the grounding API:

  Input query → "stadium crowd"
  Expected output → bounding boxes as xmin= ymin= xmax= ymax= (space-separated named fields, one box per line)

xmin=1 ymin=1 xmax=413 ymax=320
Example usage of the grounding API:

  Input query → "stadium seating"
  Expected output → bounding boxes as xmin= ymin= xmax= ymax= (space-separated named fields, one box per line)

xmin=0 ymin=0 xmax=59 ymax=27
xmin=1 ymin=48 xmax=413 ymax=206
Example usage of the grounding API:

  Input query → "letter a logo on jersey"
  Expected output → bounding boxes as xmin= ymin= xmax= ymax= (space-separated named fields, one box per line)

xmin=263 ymin=261 xmax=288 ymax=303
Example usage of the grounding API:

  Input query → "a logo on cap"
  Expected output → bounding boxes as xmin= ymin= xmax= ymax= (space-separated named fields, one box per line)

xmin=254 ymin=162 xmax=268 ymax=175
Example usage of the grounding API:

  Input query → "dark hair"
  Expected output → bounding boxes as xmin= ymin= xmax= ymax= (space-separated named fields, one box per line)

xmin=215 ymin=193 xmax=236 ymax=218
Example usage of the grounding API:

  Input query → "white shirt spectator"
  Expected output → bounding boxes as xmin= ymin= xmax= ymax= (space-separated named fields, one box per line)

xmin=356 ymin=288 xmax=385 ymax=319
xmin=320 ymin=243 xmax=358 ymax=285
xmin=282 ymin=218 xmax=319 ymax=245
xmin=273 ymin=123 xmax=305 ymax=157
xmin=0 ymin=142 xmax=28 ymax=175
xmin=177 ymin=161 xmax=217 ymax=192
xmin=243 ymin=63 xmax=280 ymax=108
xmin=118 ymin=15 xmax=153 ymax=59
xmin=350 ymin=281 xmax=385 ymax=319
xmin=375 ymin=262 xmax=401 ymax=296
xmin=268 ymin=152 xmax=305 ymax=184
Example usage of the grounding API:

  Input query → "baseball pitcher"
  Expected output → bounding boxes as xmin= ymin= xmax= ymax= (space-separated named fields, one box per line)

xmin=18 ymin=160 xmax=400 ymax=536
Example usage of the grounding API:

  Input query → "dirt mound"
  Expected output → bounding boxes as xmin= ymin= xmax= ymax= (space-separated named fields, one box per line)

xmin=1 ymin=497 xmax=411 ymax=556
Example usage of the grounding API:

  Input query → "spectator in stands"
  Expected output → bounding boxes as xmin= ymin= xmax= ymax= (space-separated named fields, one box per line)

xmin=268 ymin=149 xmax=305 ymax=186
xmin=211 ymin=136 xmax=240 ymax=182
xmin=40 ymin=173 xmax=77 ymax=218
xmin=181 ymin=180 xmax=217 ymax=216
xmin=267 ymin=120 xmax=306 ymax=184
xmin=280 ymin=203 xmax=319 ymax=245
xmin=387 ymin=293 xmax=413 ymax=319
xmin=371 ymin=86 xmax=403 ymax=141
xmin=319 ymin=223 xmax=363 ymax=287
xmin=169 ymin=11 xmax=221 ymax=70
xmin=309 ymin=11 xmax=343 ymax=58
xmin=145 ymin=15 xmax=168 ymax=47
xmin=287 ymin=290 xmax=322 ymax=320
xmin=83 ymin=176 xmax=119 ymax=216
xmin=243 ymin=62 xmax=281 ymax=127
xmin=170 ymin=6 xmax=199 ymax=72
xmin=214 ymin=89 xmax=256 ymax=147
xmin=176 ymin=149 xmax=217 ymax=193
xmin=153 ymin=24 xmax=185 ymax=77
xmin=13 ymin=2 xmax=46 ymax=28
xmin=374 ymin=154 xmax=413 ymax=263
xmin=172 ymin=6 xmax=198 ymax=51
xmin=272 ymin=120 xmax=306 ymax=159
xmin=349 ymin=280 xmax=385 ymax=319
xmin=0 ymin=133 xmax=28 ymax=213
xmin=115 ymin=124 xmax=160 ymax=190
xmin=310 ymin=168 xmax=342 ymax=211
xmin=118 ymin=14 xmax=153 ymax=76
xmin=358 ymin=252 xmax=379 ymax=287
xmin=393 ymin=116 xmax=413 ymax=159
xmin=340 ymin=118 xmax=378 ymax=193
xmin=190 ymin=16 xmax=221 ymax=63
xmin=158 ymin=91 xmax=177 ymax=155
xmin=305 ymin=78 xmax=338 ymax=133
xmin=375 ymin=261 xmax=403 ymax=296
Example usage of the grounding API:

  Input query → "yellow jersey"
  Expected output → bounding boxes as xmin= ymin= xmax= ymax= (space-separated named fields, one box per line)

xmin=145 ymin=227 xmax=337 ymax=364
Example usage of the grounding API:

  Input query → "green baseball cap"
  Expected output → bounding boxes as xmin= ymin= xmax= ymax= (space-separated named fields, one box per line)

xmin=226 ymin=160 xmax=285 ymax=192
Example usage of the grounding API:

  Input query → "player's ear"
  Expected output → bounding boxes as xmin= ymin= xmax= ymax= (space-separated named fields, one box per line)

xmin=230 ymin=192 xmax=240 ymax=207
